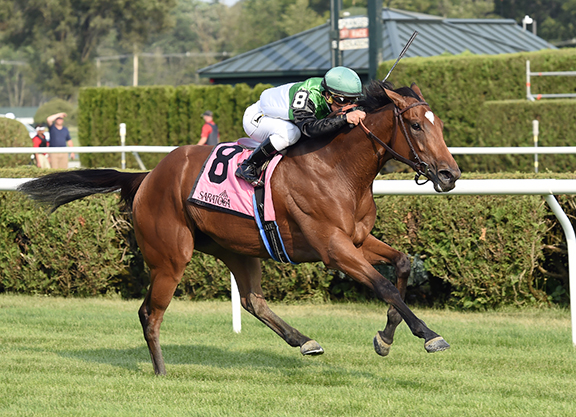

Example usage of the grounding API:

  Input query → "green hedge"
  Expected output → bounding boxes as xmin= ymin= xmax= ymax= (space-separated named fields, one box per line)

xmin=1 ymin=167 xmax=572 ymax=309
xmin=78 ymin=84 xmax=269 ymax=169
xmin=34 ymin=98 xmax=77 ymax=127
xmin=470 ymin=99 xmax=576 ymax=172
xmin=78 ymin=49 xmax=576 ymax=172
xmin=385 ymin=49 xmax=576 ymax=173
xmin=0 ymin=119 xmax=33 ymax=168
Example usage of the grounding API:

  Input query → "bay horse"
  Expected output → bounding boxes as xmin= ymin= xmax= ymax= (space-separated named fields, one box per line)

xmin=18 ymin=80 xmax=460 ymax=375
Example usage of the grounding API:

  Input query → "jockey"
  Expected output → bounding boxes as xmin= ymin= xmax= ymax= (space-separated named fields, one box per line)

xmin=236 ymin=66 xmax=367 ymax=186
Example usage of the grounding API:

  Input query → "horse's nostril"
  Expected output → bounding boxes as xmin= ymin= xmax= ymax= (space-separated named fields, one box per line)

xmin=438 ymin=170 xmax=454 ymax=183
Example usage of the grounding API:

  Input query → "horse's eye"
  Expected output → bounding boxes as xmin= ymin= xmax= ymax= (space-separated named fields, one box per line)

xmin=411 ymin=123 xmax=421 ymax=131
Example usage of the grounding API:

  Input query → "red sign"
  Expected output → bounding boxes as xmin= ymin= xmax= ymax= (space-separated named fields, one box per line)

xmin=340 ymin=28 xmax=369 ymax=40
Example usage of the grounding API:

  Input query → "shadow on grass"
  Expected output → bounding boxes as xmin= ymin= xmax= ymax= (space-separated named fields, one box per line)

xmin=59 ymin=343 xmax=311 ymax=372
xmin=57 ymin=344 xmax=386 ymax=385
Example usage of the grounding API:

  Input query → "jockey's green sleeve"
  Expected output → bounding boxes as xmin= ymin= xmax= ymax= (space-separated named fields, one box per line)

xmin=288 ymin=77 xmax=348 ymax=140
xmin=288 ymin=78 xmax=330 ymax=120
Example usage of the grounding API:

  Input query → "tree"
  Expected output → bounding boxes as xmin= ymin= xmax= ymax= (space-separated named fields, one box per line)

xmin=385 ymin=0 xmax=496 ymax=18
xmin=495 ymin=0 xmax=576 ymax=42
xmin=0 ymin=0 xmax=177 ymax=99
xmin=279 ymin=0 xmax=326 ymax=37
xmin=97 ymin=0 xmax=233 ymax=87
xmin=0 ymin=46 xmax=32 ymax=106
xmin=223 ymin=0 xmax=325 ymax=53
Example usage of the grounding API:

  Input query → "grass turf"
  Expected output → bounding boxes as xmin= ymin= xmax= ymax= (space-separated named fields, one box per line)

xmin=0 ymin=295 xmax=574 ymax=416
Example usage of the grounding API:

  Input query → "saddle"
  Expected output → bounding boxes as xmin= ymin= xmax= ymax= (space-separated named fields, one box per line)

xmin=188 ymin=139 xmax=295 ymax=264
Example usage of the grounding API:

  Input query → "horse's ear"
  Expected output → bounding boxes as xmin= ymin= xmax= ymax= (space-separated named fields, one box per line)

xmin=410 ymin=83 xmax=426 ymax=101
xmin=384 ymin=88 xmax=408 ymax=109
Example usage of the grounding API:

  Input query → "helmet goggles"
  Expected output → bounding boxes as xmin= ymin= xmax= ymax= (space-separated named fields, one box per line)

xmin=330 ymin=94 xmax=358 ymax=105
xmin=326 ymin=93 xmax=358 ymax=106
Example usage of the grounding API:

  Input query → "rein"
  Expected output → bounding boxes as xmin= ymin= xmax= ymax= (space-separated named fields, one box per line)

xmin=358 ymin=101 xmax=433 ymax=186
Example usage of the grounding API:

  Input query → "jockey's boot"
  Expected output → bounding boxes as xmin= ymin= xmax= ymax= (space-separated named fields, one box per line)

xmin=235 ymin=138 xmax=278 ymax=186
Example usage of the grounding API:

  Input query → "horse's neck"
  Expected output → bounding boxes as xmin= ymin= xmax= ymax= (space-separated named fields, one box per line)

xmin=303 ymin=110 xmax=394 ymax=190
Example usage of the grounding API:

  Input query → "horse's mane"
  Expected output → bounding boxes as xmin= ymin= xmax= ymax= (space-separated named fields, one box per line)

xmin=357 ymin=80 xmax=423 ymax=113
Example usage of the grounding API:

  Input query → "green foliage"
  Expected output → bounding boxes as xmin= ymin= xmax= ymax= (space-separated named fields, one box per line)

xmin=389 ymin=196 xmax=546 ymax=309
xmin=34 ymin=98 xmax=77 ymax=127
xmin=1 ymin=168 xmax=573 ymax=309
xmin=225 ymin=0 xmax=324 ymax=53
xmin=0 ymin=45 xmax=42 ymax=107
xmin=0 ymin=118 xmax=33 ymax=167
xmin=78 ymin=83 xmax=267 ymax=169
xmin=0 ymin=0 xmax=177 ymax=99
xmin=77 ymin=86 xmax=121 ymax=167
xmin=385 ymin=49 xmax=576 ymax=173
xmin=473 ymin=99 xmax=576 ymax=172
xmin=386 ymin=0 xmax=497 ymax=19
xmin=370 ymin=193 xmax=549 ymax=309
xmin=278 ymin=0 xmax=326 ymax=37
xmin=497 ymin=0 xmax=576 ymax=42
xmin=0 ymin=192 xmax=138 ymax=297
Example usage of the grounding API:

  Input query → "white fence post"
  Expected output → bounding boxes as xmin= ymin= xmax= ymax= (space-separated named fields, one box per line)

xmin=544 ymin=195 xmax=576 ymax=346
xmin=526 ymin=60 xmax=533 ymax=101
xmin=533 ymin=120 xmax=539 ymax=173
xmin=119 ymin=123 xmax=126 ymax=170
xmin=231 ymin=273 xmax=241 ymax=333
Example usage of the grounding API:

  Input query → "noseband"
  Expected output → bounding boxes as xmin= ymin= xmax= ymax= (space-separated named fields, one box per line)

xmin=358 ymin=101 xmax=433 ymax=186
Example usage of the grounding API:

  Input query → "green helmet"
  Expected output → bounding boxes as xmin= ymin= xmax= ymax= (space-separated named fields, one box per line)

xmin=321 ymin=66 xmax=363 ymax=98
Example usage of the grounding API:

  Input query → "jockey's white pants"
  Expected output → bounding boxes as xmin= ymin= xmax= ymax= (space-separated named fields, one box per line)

xmin=243 ymin=101 xmax=301 ymax=151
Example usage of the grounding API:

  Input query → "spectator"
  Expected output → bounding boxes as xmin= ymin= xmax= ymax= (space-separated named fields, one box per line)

xmin=47 ymin=112 xmax=74 ymax=169
xmin=198 ymin=110 xmax=219 ymax=146
xmin=32 ymin=124 xmax=51 ymax=168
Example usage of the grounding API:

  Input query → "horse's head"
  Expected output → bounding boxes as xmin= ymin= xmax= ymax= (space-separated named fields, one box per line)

xmin=359 ymin=81 xmax=461 ymax=192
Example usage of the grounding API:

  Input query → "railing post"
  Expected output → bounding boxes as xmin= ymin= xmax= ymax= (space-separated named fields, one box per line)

xmin=231 ymin=273 xmax=241 ymax=333
xmin=533 ymin=120 xmax=539 ymax=173
xmin=119 ymin=123 xmax=126 ymax=170
xmin=544 ymin=195 xmax=576 ymax=347
xmin=526 ymin=60 xmax=534 ymax=101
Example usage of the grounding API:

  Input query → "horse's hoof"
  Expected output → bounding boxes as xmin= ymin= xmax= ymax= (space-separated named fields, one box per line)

xmin=300 ymin=340 xmax=324 ymax=356
xmin=425 ymin=336 xmax=450 ymax=353
xmin=373 ymin=332 xmax=391 ymax=357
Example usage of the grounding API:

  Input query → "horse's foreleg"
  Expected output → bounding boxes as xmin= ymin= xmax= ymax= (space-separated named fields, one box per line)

xmin=361 ymin=235 xmax=410 ymax=356
xmin=329 ymin=233 xmax=449 ymax=354
xmin=218 ymin=252 xmax=323 ymax=355
xmin=244 ymin=292 xmax=324 ymax=355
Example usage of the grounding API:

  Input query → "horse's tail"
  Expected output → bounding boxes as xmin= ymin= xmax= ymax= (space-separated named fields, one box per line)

xmin=17 ymin=169 xmax=149 ymax=213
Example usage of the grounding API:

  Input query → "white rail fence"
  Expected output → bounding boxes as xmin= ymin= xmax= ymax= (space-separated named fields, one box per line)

xmin=9 ymin=144 xmax=576 ymax=173
xmin=2 ymin=146 xmax=576 ymax=345
xmin=378 ymin=179 xmax=576 ymax=346
xmin=526 ymin=60 xmax=576 ymax=101
xmin=8 ymin=145 xmax=178 ymax=171
xmin=6 ymin=145 xmax=576 ymax=156
xmin=1 ymin=177 xmax=575 ymax=346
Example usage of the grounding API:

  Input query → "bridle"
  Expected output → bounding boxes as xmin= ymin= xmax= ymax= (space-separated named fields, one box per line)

xmin=357 ymin=101 xmax=436 ymax=186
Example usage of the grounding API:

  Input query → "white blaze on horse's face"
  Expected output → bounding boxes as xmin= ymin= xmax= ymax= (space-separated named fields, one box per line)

xmin=425 ymin=111 xmax=435 ymax=125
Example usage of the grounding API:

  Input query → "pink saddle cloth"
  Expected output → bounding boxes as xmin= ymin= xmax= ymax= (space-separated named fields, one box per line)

xmin=188 ymin=139 xmax=282 ymax=221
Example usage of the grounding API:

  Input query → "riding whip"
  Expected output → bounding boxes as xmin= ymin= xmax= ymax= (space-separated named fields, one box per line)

xmin=383 ymin=31 xmax=418 ymax=82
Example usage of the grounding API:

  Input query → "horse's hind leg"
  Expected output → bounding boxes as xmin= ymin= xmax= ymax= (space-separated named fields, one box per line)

xmin=361 ymin=235 xmax=432 ymax=357
xmin=138 ymin=261 xmax=189 ymax=375
xmin=213 ymin=249 xmax=323 ymax=355
xmin=134 ymin=206 xmax=194 ymax=375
